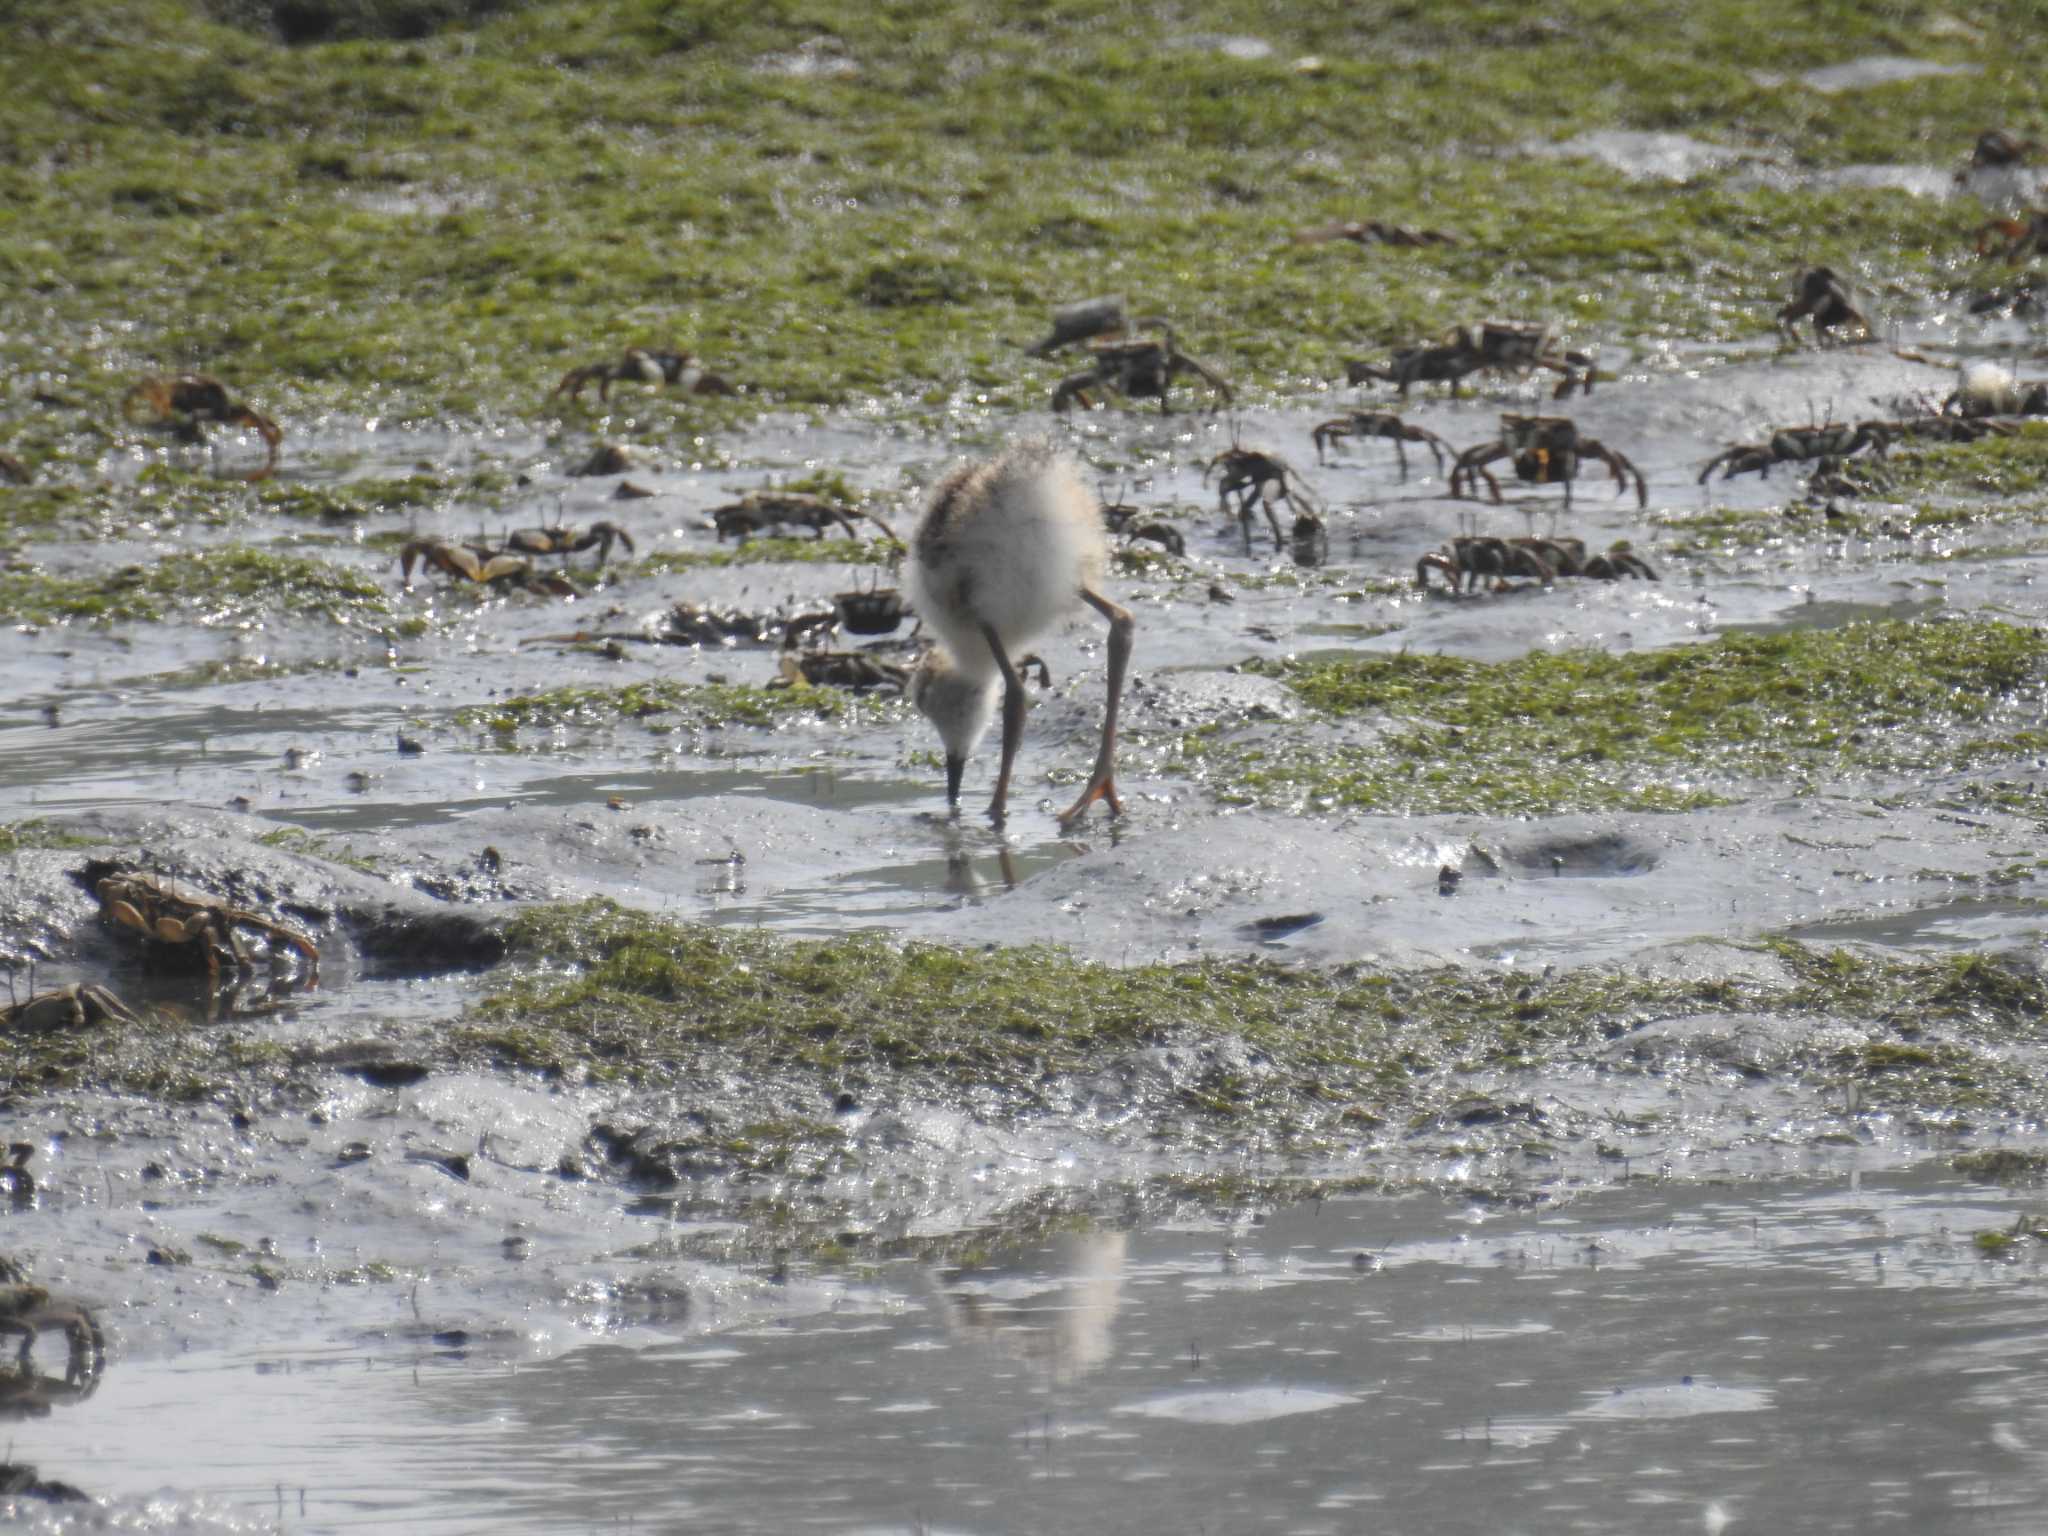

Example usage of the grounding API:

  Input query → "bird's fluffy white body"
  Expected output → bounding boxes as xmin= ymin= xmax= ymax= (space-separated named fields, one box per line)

xmin=906 ymin=440 xmax=1106 ymax=681
xmin=1955 ymin=359 xmax=2022 ymax=414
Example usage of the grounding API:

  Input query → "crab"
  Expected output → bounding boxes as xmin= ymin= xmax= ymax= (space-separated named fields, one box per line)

xmin=1776 ymin=268 xmax=1870 ymax=347
xmin=1960 ymin=129 xmax=2040 ymax=179
xmin=833 ymin=582 xmax=910 ymax=636
xmin=1348 ymin=322 xmax=1593 ymax=401
xmin=1123 ymin=520 xmax=1187 ymax=558
xmin=0 ymin=1271 xmax=104 ymax=1399
xmin=1288 ymin=510 xmax=1329 ymax=569
xmin=1049 ymin=322 xmax=1234 ymax=413
xmin=1204 ymin=446 xmax=1320 ymax=551
xmin=1309 ymin=410 xmax=1452 ymax=476
xmin=0 ymin=452 xmax=26 ymax=486
xmin=709 ymin=490 xmax=900 ymax=546
xmin=398 ymin=539 xmax=576 ymax=595
xmin=773 ymin=650 xmax=912 ymax=692
xmin=1451 ymin=415 xmax=1647 ymax=510
xmin=503 ymin=520 xmax=636 ymax=567
xmin=95 ymin=872 xmax=319 ymax=988
xmin=1414 ymin=535 xmax=1556 ymax=593
xmin=1697 ymin=421 xmax=1891 ymax=483
xmin=1977 ymin=210 xmax=2048 ymax=265
xmin=551 ymin=347 xmax=735 ymax=402
xmin=1292 ymin=219 xmax=1460 ymax=248
xmin=1968 ymin=273 xmax=2044 ymax=318
xmin=1518 ymin=536 xmax=1660 ymax=582
xmin=121 ymin=374 xmax=282 ymax=480
xmin=1 ymin=982 xmax=140 ymax=1032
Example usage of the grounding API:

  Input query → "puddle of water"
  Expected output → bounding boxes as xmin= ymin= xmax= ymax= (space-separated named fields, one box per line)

xmin=1733 ymin=161 xmax=1960 ymax=199
xmin=21 ymin=1165 xmax=2048 ymax=1534
xmin=1783 ymin=896 xmax=2048 ymax=950
xmin=1724 ymin=594 xmax=1945 ymax=635
xmin=1525 ymin=129 xmax=1755 ymax=181
xmin=1793 ymin=56 xmax=1980 ymax=92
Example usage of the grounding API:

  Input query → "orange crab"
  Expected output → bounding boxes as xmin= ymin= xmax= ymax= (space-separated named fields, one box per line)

xmin=122 ymin=374 xmax=282 ymax=480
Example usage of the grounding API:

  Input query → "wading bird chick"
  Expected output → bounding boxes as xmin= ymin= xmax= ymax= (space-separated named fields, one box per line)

xmin=906 ymin=441 xmax=1133 ymax=828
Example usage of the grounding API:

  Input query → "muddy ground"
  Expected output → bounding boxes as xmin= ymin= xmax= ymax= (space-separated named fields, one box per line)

xmin=4 ymin=2 xmax=2048 ymax=1528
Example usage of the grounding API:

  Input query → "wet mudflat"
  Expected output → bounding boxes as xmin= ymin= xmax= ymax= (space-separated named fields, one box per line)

xmin=5 ymin=328 xmax=2048 ymax=1526
xmin=6 ymin=3 xmax=2048 ymax=1526
xmin=19 ymin=1164 xmax=2048 ymax=1533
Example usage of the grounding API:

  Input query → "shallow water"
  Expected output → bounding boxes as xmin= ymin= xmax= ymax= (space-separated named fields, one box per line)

xmin=17 ymin=1163 xmax=2048 ymax=1533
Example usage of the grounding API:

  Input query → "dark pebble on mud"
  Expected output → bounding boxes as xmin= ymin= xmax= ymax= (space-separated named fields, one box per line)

xmin=316 ymin=1044 xmax=431 ymax=1089
xmin=0 ymin=1464 xmax=90 ymax=1504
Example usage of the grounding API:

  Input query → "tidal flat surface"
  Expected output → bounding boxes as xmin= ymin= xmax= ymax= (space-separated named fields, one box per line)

xmin=6 ymin=336 xmax=2048 ymax=1530
xmin=5 ymin=0 xmax=2048 ymax=1527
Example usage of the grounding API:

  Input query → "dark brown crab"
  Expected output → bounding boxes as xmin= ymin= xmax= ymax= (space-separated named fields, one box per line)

xmin=503 ymin=520 xmax=636 ymax=567
xmin=709 ymin=490 xmax=902 ymax=547
xmin=1968 ymin=273 xmax=2044 ymax=319
xmin=1049 ymin=322 xmax=1234 ymax=414
xmin=834 ymin=573 xmax=910 ymax=636
xmin=1309 ymin=410 xmax=1452 ymax=476
xmin=1519 ymin=536 xmax=1660 ymax=582
xmin=1204 ymin=446 xmax=1320 ymax=551
xmin=1959 ymin=128 xmax=2040 ymax=180
xmin=96 ymin=872 xmax=319 ymax=989
xmin=122 ymin=374 xmax=282 ymax=481
xmin=1697 ymin=420 xmax=1891 ymax=483
xmin=551 ymin=347 xmax=736 ymax=402
xmin=1450 ymin=415 xmax=1647 ymax=510
xmin=1348 ymin=321 xmax=1594 ymax=401
xmin=1776 ymin=267 xmax=1870 ymax=347
xmin=1415 ymin=535 xmax=1556 ymax=593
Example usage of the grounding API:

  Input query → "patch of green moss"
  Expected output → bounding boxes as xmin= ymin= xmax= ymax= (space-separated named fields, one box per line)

xmin=254 ymin=825 xmax=384 ymax=874
xmin=0 ymin=819 xmax=99 ymax=856
xmin=458 ymin=677 xmax=902 ymax=735
xmin=257 ymin=471 xmax=503 ymax=522
xmin=1182 ymin=619 xmax=2048 ymax=815
xmin=429 ymin=900 xmax=2048 ymax=1141
xmin=0 ymin=1 xmax=2039 ymax=426
xmin=1883 ymin=432 xmax=2048 ymax=500
xmin=0 ymin=547 xmax=393 ymax=628
xmin=1954 ymin=1148 xmax=2048 ymax=1185
xmin=7 ymin=889 xmax=2047 ymax=1164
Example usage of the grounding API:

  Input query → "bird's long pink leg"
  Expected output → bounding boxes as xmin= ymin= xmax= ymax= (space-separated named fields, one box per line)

xmin=1058 ymin=588 xmax=1134 ymax=829
xmin=979 ymin=621 xmax=1029 ymax=827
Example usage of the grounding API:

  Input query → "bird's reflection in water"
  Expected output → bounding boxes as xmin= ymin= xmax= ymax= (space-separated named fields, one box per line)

xmin=943 ymin=845 xmax=1018 ymax=899
xmin=930 ymin=1230 xmax=1128 ymax=1385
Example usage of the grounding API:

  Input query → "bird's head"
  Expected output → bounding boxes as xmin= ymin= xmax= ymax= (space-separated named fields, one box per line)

xmin=910 ymin=649 xmax=997 ymax=804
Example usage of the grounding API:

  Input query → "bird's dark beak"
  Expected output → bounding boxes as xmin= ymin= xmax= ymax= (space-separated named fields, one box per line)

xmin=944 ymin=753 xmax=966 ymax=805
